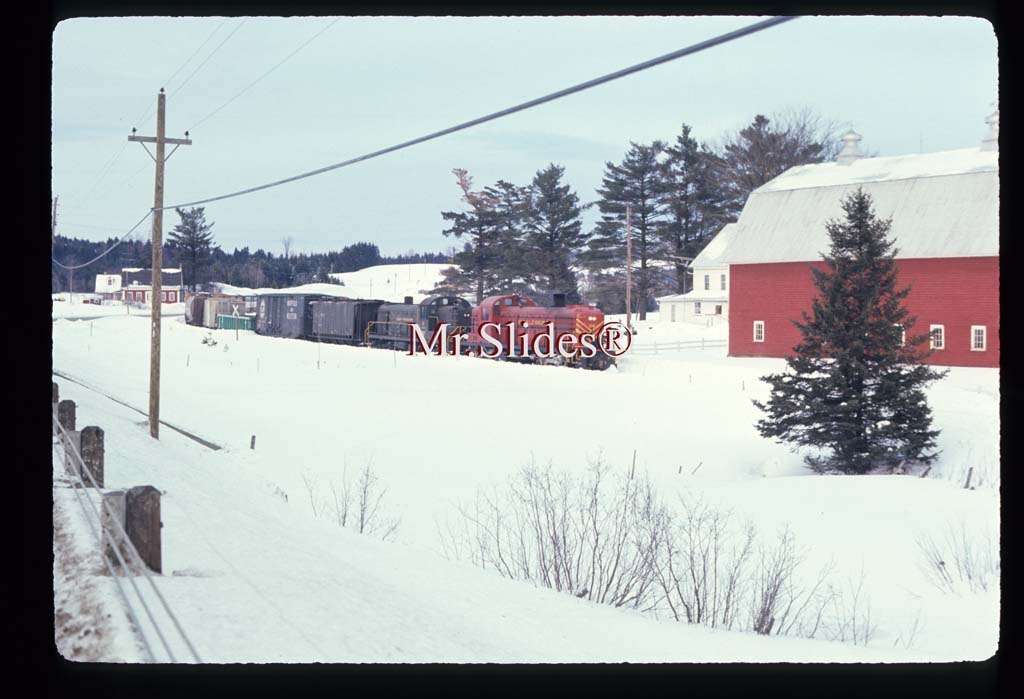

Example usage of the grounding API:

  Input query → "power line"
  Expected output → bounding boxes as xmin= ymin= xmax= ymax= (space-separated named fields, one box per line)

xmin=164 ymin=18 xmax=231 ymax=94
xmin=170 ymin=18 xmax=249 ymax=99
xmin=52 ymin=211 xmax=153 ymax=270
xmin=133 ymin=18 xmax=231 ymax=128
xmin=159 ymin=16 xmax=797 ymax=212
xmin=53 ymin=16 xmax=797 ymax=271
xmin=190 ymin=18 xmax=340 ymax=131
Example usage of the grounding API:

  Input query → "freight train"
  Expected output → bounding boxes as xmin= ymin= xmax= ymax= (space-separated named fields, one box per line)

xmin=189 ymin=290 xmax=617 ymax=370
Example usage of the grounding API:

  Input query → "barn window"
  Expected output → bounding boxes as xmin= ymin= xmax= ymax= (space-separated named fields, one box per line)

xmin=753 ymin=321 xmax=765 ymax=343
xmin=703 ymin=274 xmax=710 ymax=291
xmin=694 ymin=301 xmax=702 ymax=315
xmin=971 ymin=325 xmax=987 ymax=351
xmin=895 ymin=324 xmax=905 ymax=346
xmin=929 ymin=324 xmax=945 ymax=350
xmin=715 ymin=305 xmax=723 ymax=315
xmin=720 ymin=274 xmax=727 ymax=291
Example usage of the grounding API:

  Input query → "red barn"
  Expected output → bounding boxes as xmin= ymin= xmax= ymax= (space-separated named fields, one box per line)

xmin=719 ymin=114 xmax=998 ymax=369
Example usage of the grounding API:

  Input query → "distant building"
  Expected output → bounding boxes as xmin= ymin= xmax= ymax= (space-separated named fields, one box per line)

xmin=121 ymin=267 xmax=184 ymax=304
xmin=656 ymin=223 xmax=735 ymax=324
xmin=94 ymin=273 xmax=123 ymax=300
xmin=716 ymin=111 xmax=999 ymax=369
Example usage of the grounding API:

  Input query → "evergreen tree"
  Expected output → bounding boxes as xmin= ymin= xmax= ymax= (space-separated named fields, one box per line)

xmin=482 ymin=180 xmax=530 ymax=293
xmin=523 ymin=164 xmax=587 ymax=302
xmin=168 ymin=207 xmax=216 ymax=291
xmin=436 ymin=168 xmax=503 ymax=303
xmin=583 ymin=141 xmax=666 ymax=319
xmin=658 ymin=124 xmax=727 ymax=293
xmin=754 ymin=190 xmax=945 ymax=474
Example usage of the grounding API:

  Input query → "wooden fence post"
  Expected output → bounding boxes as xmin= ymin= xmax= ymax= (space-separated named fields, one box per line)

xmin=58 ymin=399 xmax=76 ymax=434
xmin=63 ymin=430 xmax=82 ymax=480
xmin=102 ymin=490 xmax=128 ymax=569
xmin=126 ymin=486 xmax=162 ymax=573
xmin=80 ymin=426 xmax=104 ymax=487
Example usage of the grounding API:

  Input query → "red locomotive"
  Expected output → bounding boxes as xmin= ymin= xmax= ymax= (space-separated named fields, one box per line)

xmin=464 ymin=293 xmax=616 ymax=370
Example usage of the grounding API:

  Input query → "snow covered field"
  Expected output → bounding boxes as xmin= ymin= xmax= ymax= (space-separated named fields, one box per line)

xmin=51 ymin=311 xmax=999 ymax=662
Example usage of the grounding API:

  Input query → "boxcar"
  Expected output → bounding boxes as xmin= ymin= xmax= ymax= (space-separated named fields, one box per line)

xmin=310 ymin=299 xmax=386 ymax=344
xmin=367 ymin=295 xmax=472 ymax=349
xmin=256 ymin=294 xmax=331 ymax=338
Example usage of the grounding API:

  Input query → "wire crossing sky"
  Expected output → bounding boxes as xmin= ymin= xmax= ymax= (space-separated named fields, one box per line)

xmin=52 ymin=16 xmax=997 ymax=258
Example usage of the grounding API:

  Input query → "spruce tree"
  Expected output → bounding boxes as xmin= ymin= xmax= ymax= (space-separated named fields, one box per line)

xmin=483 ymin=180 xmax=531 ymax=294
xmin=658 ymin=124 xmax=727 ymax=293
xmin=168 ymin=207 xmax=216 ymax=291
xmin=523 ymin=164 xmax=587 ymax=302
xmin=583 ymin=141 xmax=666 ymax=319
xmin=437 ymin=168 xmax=502 ymax=303
xmin=754 ymin=189 xmax=945 ymax=474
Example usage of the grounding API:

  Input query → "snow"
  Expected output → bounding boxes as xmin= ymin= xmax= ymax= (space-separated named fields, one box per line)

xmin=209 ymin=264 xmax=454 ymax=302
xmin=760 ymin=147 xmax=997 ymax=192
xmin=716 ymin=147 xmax=998 ymax=264
xmin=51 ymin=311 xmax=999 ymax=662
xmin=51 ymin=294 xmax=186 ymax=320
xmin=329 ymin=263 xmax=454 ymax=302
xmin=210 ymin=282 xmax=351 ymax=297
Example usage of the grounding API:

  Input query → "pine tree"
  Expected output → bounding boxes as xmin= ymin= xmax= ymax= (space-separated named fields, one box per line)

xmin=482 ymin=180 xmax=531 ymax=293
xmin=658 ymin=124 xmax=727 ymax=293
xmin=754 ymin=190 xmax=945 ymax=474
xmin=436 ymin=168 xmax=503 ymax=303
xmin=523 ymin=164 xmax=587 ymax=302
xmin=583 ymin=141 xmax=666 ymax=319
xmin=168 ymin=207 xmax=216 ymax=291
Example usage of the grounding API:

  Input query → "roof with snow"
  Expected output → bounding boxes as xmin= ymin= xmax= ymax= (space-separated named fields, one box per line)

xmin=716 ymin=144 xmax=998 ymax=265
xmin=691 ymin=224 xmax=736 ymax=269
xmin=94 ymin=273 xmax=122 ymax=293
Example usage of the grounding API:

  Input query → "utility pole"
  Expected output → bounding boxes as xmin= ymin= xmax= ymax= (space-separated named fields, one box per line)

xmin=51 ymin=195 xmax=58 ymax=253
xmin=625 ymin=205 xmax=632 ymax=330
xmin=129 ymin=89 xmax=192 ymax=439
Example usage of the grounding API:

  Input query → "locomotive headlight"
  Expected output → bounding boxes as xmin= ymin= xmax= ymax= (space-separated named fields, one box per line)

xmin=588 ymin=315 xmax=597 ymax=321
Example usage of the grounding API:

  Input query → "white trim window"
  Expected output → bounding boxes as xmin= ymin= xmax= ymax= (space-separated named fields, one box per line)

xmin=753 ymin=320 xmax=765 ymax=343
xmin=895 ymin=324 xmax=905 ymax=347
xmin=971 ymin=325 xmax=987 ymax=351
xmin=694 ymin=301 xmax=702 ymax=315
xmin=720 ymin=274 xmax=727 ymax=291
xmin=703 ymin=274 xmax=710 ymax=291
xmin=929 ymin=324 xmax=945 ymax=350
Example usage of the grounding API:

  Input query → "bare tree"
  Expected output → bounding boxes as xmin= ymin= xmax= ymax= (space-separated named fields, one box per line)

xmin=281 ymin=236 xmax=295 ymax=259
xmin=301 ymin=463 xmax=401 ymax=542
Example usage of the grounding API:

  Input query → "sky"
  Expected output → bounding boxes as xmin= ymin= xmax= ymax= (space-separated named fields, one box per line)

xmin=51 ymin=15 xmax=998 ymax=258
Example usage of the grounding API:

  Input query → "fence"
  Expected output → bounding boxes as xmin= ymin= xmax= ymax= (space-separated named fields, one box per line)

xmin=626 ymin=338 xmax=728 ymax=356
xmin=52 ymin=381 xmax=202 ymax=663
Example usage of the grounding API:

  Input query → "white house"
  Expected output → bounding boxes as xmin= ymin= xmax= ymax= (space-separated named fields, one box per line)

xmin=93 ymin=273 xmax=123 ymax=300
xmin=657 ymin=223 xmax=735 ymax=323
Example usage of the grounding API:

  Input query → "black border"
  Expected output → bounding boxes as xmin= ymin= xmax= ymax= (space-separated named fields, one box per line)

xmin=21 ymin=1 xmax=1011 ymax=696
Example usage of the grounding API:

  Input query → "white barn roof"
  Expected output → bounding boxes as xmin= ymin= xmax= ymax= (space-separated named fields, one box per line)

xmin=716 ymin=146 xmax=998 ymax=265
xmin=691 ymin=224 xmax=737 ymax=268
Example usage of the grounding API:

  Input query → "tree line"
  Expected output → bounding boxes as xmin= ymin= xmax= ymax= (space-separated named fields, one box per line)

xmin=433 ymin=110 xmax=844 ymax=317
xmin=51 ymin=214 xmax=448 ymax=294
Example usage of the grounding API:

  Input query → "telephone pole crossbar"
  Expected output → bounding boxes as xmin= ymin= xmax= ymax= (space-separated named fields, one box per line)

xmin=129 ymin=89 xmax=191 ymax=439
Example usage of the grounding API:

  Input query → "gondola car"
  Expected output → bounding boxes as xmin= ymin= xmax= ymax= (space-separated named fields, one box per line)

xmin=367 ymin=295 xmax=472 ymax=350
xmin=310 ymin=298 xmax=386 ymax=344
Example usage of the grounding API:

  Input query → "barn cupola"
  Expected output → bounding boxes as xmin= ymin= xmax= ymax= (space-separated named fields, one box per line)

xmin=836 ymin=129 xmax=864 ymax=166
xmin=981 ymin=109 xmax=999 ymax=151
